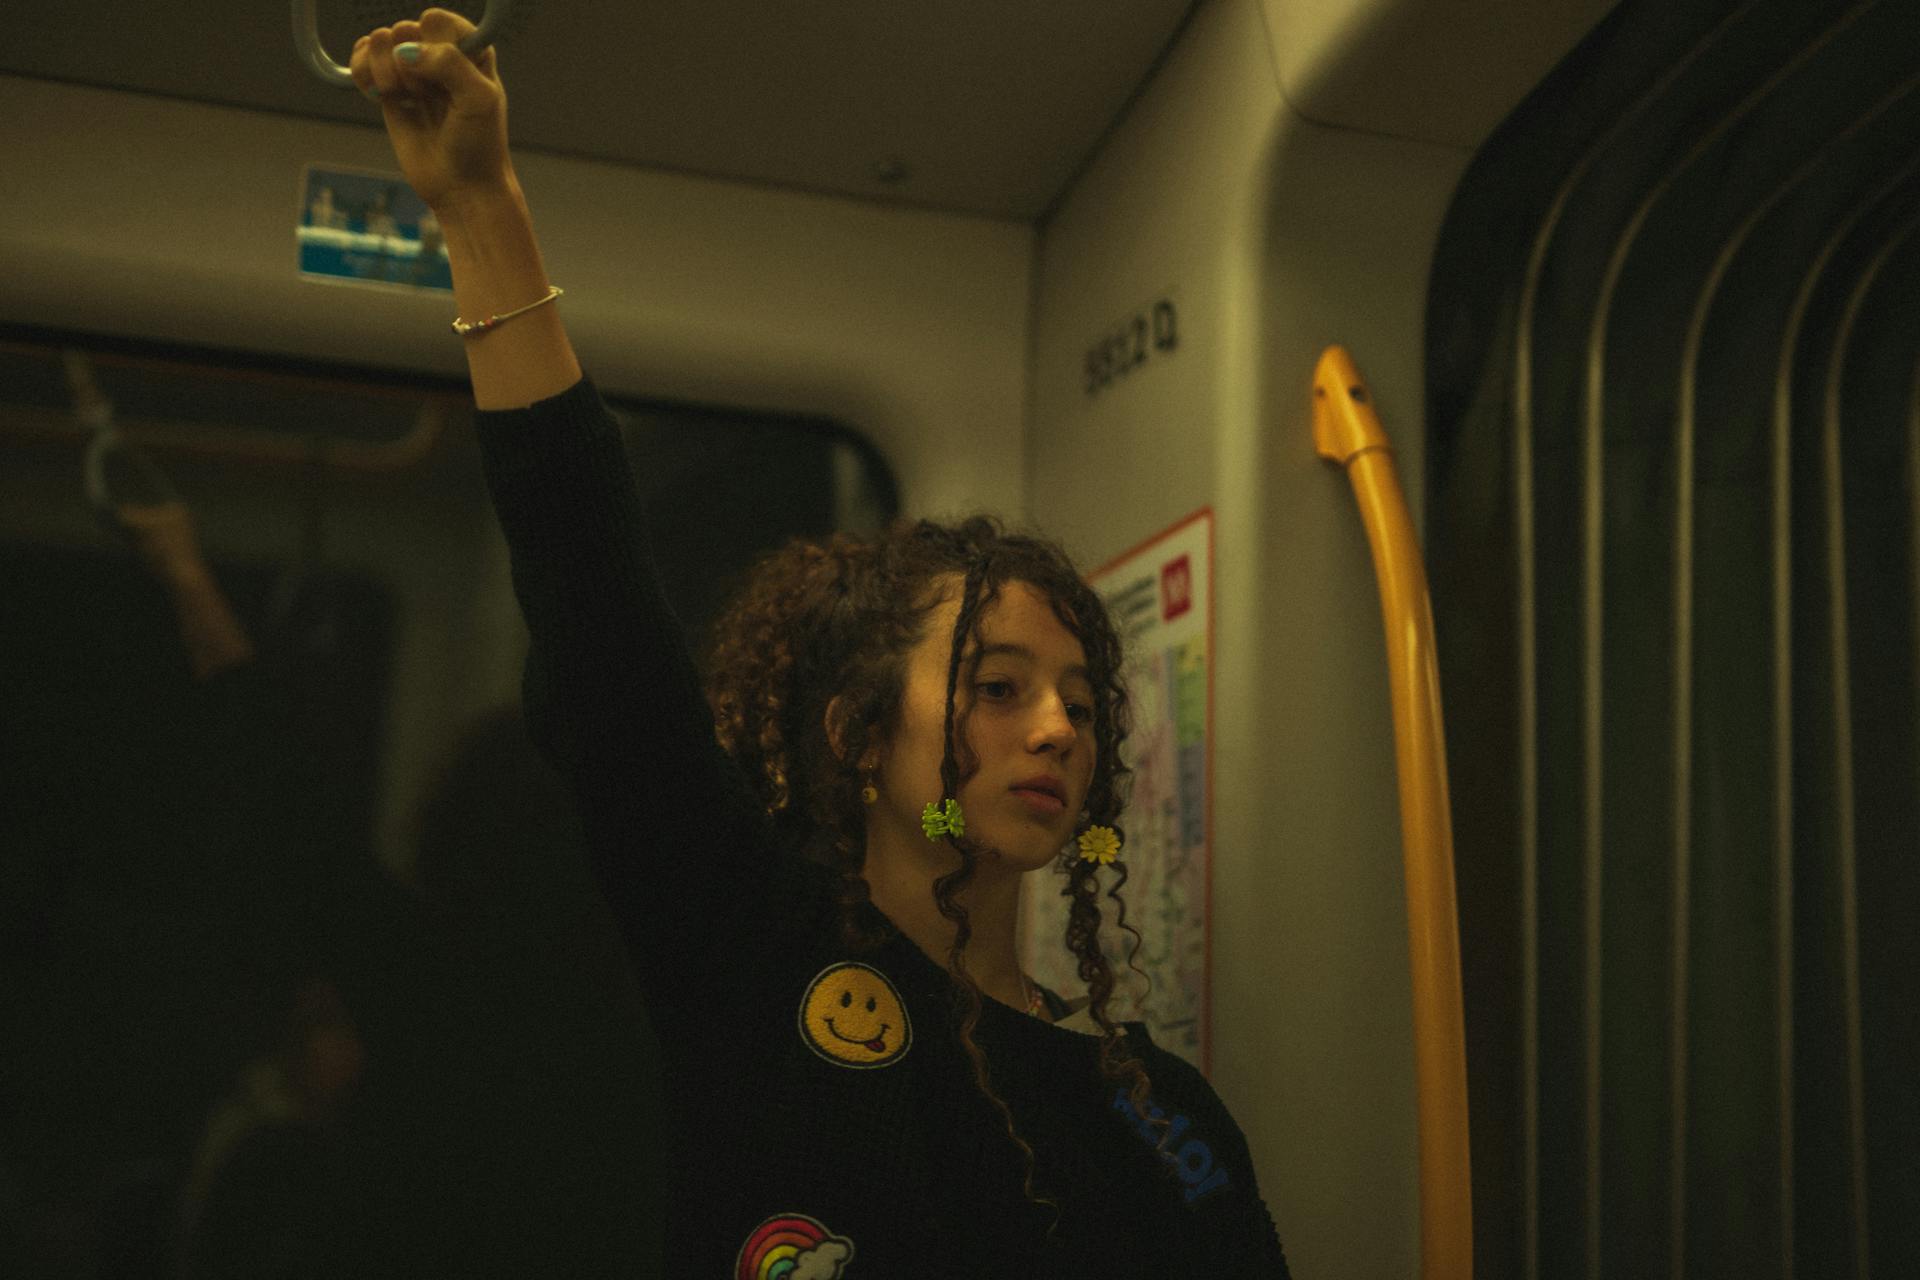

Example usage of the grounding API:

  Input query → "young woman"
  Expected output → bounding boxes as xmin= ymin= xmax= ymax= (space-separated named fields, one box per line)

xmin=351 ymin=12 xmax=1291 ymax=1275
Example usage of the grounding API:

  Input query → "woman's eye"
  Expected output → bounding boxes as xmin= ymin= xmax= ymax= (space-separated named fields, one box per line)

xmin=978 ymin=682 xmax=1094 ymax=725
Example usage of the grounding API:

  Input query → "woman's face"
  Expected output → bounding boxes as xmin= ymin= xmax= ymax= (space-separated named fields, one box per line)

xmin=868 ymin=575 xmax=1099 ymax=873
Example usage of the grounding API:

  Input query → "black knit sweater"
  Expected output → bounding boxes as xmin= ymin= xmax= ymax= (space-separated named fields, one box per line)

xmin=474 ymin=373 xmax=1292 ymax=1278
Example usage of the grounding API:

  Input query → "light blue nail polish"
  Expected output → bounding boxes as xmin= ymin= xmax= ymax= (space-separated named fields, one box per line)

xmin=396 ymin=42 xmax=421 ymax=64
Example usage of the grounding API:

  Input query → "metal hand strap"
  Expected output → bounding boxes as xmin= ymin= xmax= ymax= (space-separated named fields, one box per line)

xmin=293 ymin=0 xmax=514 ymax=88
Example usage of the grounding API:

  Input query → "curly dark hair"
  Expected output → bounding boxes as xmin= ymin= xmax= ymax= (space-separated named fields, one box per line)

xmin=698 ymin=512 xmax=1180 ymax=1234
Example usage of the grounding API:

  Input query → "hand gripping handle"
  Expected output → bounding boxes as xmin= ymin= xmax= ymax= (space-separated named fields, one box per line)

xmin=294 ymin=0 xmax=513 ymax=88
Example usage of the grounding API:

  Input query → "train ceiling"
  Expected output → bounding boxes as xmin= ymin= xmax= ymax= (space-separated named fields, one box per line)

xmin=3 ymin=1 xmax=1634 ymax=224
xmin=2 ymin=0 xmax=1200 ymax=223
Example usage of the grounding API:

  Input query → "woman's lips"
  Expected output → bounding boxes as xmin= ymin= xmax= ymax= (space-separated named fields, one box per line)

xmin=1013 ymin=787 xmax=1065 ymax=816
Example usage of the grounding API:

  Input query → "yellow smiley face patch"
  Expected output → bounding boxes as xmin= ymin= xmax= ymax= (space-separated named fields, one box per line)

xmin=798 ymin=961 xmax=912 ymax=1068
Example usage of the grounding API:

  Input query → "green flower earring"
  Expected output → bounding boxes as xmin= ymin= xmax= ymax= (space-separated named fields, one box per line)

xmin=920 ymin=799 xmax=965 ymax=840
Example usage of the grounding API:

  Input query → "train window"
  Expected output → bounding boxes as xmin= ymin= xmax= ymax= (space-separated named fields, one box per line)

xmin=0 ymin=326 xmax=896 ymax=1275
xmin=0 ymin=327 xmax=898 ymax=654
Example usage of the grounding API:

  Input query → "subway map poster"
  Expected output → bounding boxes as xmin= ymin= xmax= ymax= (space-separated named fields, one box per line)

xmin=1019 ymin=508 xmax=1213 ymax=1072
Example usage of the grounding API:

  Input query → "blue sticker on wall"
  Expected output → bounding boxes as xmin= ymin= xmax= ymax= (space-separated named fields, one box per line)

xmin=297 ymin=163 xmax=452 ymax=293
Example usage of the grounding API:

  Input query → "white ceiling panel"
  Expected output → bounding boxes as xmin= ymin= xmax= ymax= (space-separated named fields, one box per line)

xmin=2 ymin=0 xmax=1201 ymax=222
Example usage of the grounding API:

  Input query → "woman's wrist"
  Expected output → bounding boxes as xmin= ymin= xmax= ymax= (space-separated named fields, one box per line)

xmin=433 ymin=170 xmax=546 ymax=302
xmin=431 ymin=174 xmax=583 ymax=410
xmin=430 ymin=171 xmax=527 ymax=237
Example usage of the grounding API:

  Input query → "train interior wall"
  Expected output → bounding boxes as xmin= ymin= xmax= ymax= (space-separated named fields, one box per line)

xmin=0 ymin=1 xmax=1620 ymax=1275
xmin=1030 ymin=1 xmax=1615 ymax=1273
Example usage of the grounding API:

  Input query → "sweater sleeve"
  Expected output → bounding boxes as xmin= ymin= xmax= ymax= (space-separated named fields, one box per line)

xmin=1144 ymin=1046 xmax=1294 ymax=1277
xmin=471 ymin=372 xmax=795 ymax=1012
xmin=1206 ymin=1109 xmax=1294 ymax=1277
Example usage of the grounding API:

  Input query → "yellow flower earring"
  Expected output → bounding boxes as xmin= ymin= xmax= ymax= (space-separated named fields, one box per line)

xmin=1077 ymin=824 xmax=1122 ymax=865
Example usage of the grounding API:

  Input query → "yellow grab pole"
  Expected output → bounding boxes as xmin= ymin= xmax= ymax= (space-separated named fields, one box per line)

xmin=1311 ymin=345 xmax=1473 ymax=1279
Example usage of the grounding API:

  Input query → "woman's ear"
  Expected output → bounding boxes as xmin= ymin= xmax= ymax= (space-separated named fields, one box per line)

xmin=825 ymin=695 xmax=848 ymax=762
xmin=826 ymin=695 xmax=886 ymax=774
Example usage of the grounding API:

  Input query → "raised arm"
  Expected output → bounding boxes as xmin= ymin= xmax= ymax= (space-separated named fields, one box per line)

xmin=349 ymin=11 xmax=811 ymax=1007
xmin=350 ymin=9 xmax=581 ymax=411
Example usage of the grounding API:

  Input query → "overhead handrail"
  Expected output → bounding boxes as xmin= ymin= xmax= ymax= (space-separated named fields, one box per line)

xmin=12 ymin=401 xmax=453 ymax=476
xmin=0 ymin=345 xmax=454 ymax=476
xmin=293 ymin=0 xmax=513 ymax=88
xmin=1312 ymin=345 xmax=1472 ymax=1280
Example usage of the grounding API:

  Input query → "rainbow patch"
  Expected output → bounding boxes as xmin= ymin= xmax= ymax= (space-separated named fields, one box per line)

xmin=734 ymin=1213 xmax=856 ymax=1279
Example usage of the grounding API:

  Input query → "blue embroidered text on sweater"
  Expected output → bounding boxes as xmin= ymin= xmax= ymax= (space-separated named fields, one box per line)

xmin=473 ymin=372 xmax=1292 ymax=1278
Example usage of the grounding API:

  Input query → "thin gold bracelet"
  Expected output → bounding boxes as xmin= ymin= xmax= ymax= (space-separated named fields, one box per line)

xmin=450 ymin=285 xmax=564 ymax=338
